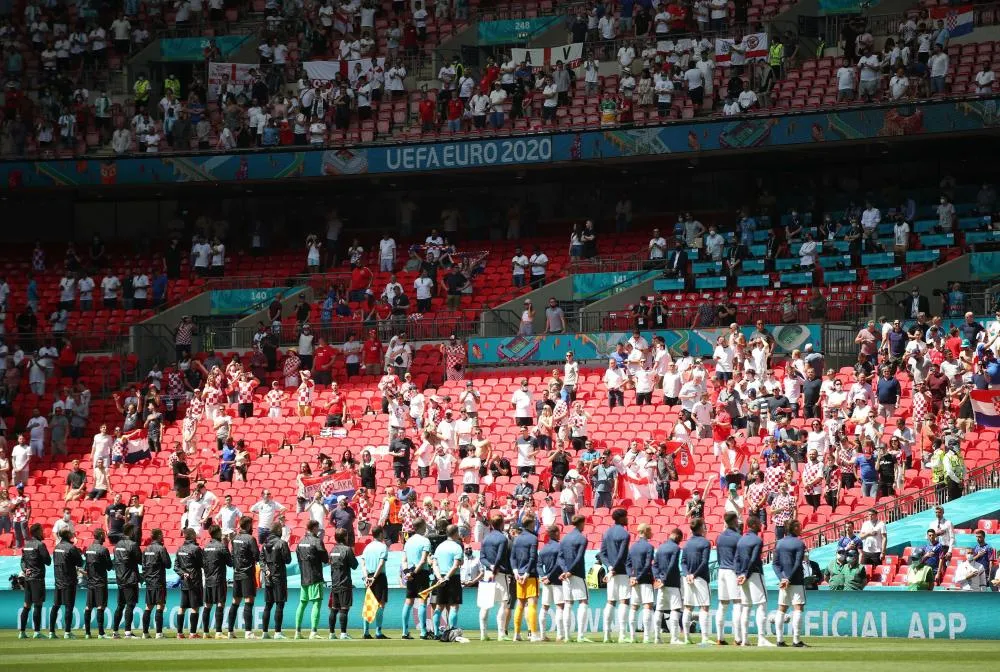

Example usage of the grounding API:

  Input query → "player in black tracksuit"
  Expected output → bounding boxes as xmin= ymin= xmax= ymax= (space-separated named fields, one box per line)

xmin=112 ymin=523 xmax=142 ymax=638
xmin=328 ymin=527 xmax=359 ymax=639
xmin=18 ymin=523 xmax=51 ymax=638
xmin=141 ymin=528 xmax=172 ymax=638
xmin=83 ymin=528 xmax=114 ymax=639
xmin=228 ymin=515 xmax=260 ymax=638
xmin=175 ymin=528 xmax=205 ymax=638
xmin=50 ymin=528 xmax=84 ymax=638
xmin=202 ymin=525 xmax=233 ymax=637
xmin=261 ymin=523 xmax=292 ymax=638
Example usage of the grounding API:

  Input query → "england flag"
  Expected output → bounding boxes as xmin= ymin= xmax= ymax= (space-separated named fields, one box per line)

xmin=970 ymin=389 xmax=1000 ymax=427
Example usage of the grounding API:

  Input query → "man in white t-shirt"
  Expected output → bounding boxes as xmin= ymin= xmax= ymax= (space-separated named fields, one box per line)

xmin=737 ymin=81 xmax=757 ymax=111
xmin=528 ymin=247 xmax=549 ymax=289
xmin=77 ymin=273 xmax=95 ymax=310
xmin=100 ymin=270 xmax=120 ymax=308
xmin=928 ymin=44 xmax=949 ymax=94
xmin=857 ymin=48 xmax=881 ymax=101
xmin=888 ymin=67 xmax=910 ymax=100
xmin=683 ymin=63 xmax=705 ymax=108
xmin=191 ymin=236 xmax=212 ymax=276
xmin=132 ymin=270 xmax=150 ymax=309
xmin=26 ymin=408 xmax=49 ymax=457
xmin=649 ymin=228 xmax=667 ymax=262
xmin=413 ymin=270 xmax=434 ymax=313
xmin=604 ymin=359 xmax=628 ymax=408
xmin=859 ymin=509 xmax=887 ymax=567
xmin=378 ymin=233 xmax=396 ymax=272
xmin=511 ymin=247 xmax=529 ymax=287
xmin=836 ymin=57 xmax=856 ymax=101
xmin=511 ymin=379 xmax=534 ymax=427
xmin=975 ymin=62 xmax=996 ymax=94
xmin=541 ymin=75 xmax=559 ymax=125
xmin=58 ymin=273 xmax=77 ymax=311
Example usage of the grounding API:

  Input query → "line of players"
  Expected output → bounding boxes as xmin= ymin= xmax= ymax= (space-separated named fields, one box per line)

xmin=17 ymin=510 xmax=809 ymax=646
xmin=16 ymin=515 xmax=359 ymax=640
xmin=475 ymin=510 xmax=808 ymax=646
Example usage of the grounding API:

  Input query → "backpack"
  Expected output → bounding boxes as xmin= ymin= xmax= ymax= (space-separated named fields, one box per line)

xmin=438 ymin=627 xmax=464 ymax=642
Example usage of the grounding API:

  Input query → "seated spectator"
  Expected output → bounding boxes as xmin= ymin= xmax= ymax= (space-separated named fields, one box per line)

xmin=63 ymin=459 xmax=87 ymax=501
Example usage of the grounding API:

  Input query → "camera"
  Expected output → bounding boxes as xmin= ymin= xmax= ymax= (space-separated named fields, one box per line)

xmin=9 ymin=574 xmax=25 ymax=590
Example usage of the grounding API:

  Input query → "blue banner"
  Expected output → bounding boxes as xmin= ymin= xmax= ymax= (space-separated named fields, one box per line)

xmin=468 ymin=324 xmax=821 ymax=364
xmin=209 ymin=287 xmax=290 ymax=316
xmin=477 ymin=17 xmax=561 ymax=45
xmin=572 ymin=270 xmax=659 ymax=300
xmin=2 ymin=98 xmax=997 ymax=189
xmin=0 ymin=586 xmax=993 ymax=638
xmin=159 ymin=36 xmax=252 ymax=61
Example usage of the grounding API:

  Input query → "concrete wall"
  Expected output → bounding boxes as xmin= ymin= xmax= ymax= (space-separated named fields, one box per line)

xmin=482 ymin=276 xmax=574 ymax=335
xmin=873 ymin=255 xmax=970 ymax=320
xmin=579 ymin=278 xmax=655 ymax=330
xmin=231 ymin=287 xmax=313 ymax=347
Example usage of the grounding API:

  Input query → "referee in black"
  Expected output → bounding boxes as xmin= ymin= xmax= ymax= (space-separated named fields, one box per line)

xmin=203 ymin=525 xmax=233 ymax=637
xmin=141 ymin=529 xmax=172 ymax=639
xmin=261 ymin=522 xmax=292 ymax=639
xmin=83 ymin=528 xmax=113 ymax=639
xmin=229 ymin=515 xmax=260 ymax=638
xmin=50 ymin=527 xmax=83 ymax=639
xmin=175 ymin=528 xmax=205 ymax=638
xmin=329 ymin=527 xmax=359 ymax=640
xmin=111 ymin=523 xmax=141 ymax=638
xmin=18 ymin=523 xmax=51 ymax=639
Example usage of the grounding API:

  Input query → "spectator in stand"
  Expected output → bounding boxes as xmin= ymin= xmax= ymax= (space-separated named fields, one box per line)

xmin=928 ymin=44 xmax=948 ymax=95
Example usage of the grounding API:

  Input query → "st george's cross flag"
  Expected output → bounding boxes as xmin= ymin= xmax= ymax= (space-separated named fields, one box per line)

xmin=970 ymin=389 xmax=1000 ymax=427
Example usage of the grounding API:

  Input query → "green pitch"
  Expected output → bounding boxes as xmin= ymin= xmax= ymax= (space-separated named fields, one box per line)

xmin=0 ymin=632 xmax=998 ymax=671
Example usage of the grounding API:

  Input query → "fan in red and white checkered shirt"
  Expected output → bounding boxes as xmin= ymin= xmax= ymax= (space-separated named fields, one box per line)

xmin=235 ymin=372 xmax=260 ymax=419
xmin=297 ymin=371 xmax=315 ymax=416
xmin=265 ymin=382 xmax=287 ymax=418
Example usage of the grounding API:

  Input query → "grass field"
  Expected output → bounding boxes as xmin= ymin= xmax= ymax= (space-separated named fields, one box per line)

xmin=1 ymin=632 xmax=999 ymax=671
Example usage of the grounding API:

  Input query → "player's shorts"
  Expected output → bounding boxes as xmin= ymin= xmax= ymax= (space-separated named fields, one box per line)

xmin=330 ymin=587 xmax=352 ymax=610
xmin=606 ymin=573 xmax=630 ymax=602
xmin=405 ymin=569 xmax=431 ymax=600
xmin=435 ymin=575 xmax=463 ymax=605
xmin=145 ymin=584 xmax=166 ymax=608
xmin=717 ymin=568 xmax=739 ymax=602
xmin=657 ymin=586 xmax=682 ymax=611
xmin=204 ymin=584 xmax=227 ymax=605
xmin=53 ymin=585 xmax=76 ymax=607
xmin=24 ymin=579 xmax=45 ymax=605
xmin=683 ymin=577 xmax=710 ymax=608
xmin=540 ymin=582 xmax=564 ymax=606
xmin=778 ymin=584 xmax=806 ymax=608
xmin=740 ymin=573 xmax=767 ymax=606
xmin=369 ymin=573 xmax=389 ymax=604
xmin=561 ymin=575 xmax=588 ymax=602
xmin=181 ymin=587 xmax=204 ymax=610
xmin=300 ymin=583 xmax=323 ymax=602
xmin=86 ymin=585 xmax=109 ymax=609
xmin=233 ymin=577 xmax=256 ymax=600
xmin=117 ymin=584 xmax=139 ymax=606
xmin=265 ymin=582 xmax=287 ymax=604
xmin=516 ymin=577 xmax=539 ymax=600
xmin=494 ymin=572 xmax=515 ymax=608
xmin=630 ymin=583 xmax=655 ymax=604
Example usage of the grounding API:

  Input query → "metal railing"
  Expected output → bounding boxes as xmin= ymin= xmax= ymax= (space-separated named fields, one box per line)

xmin=765 ymin=457 xmax=1000 ymax=559
xmin=576 ymin=299 xmax=872 ymax=334
xmin=567 ymin=252 xmax=649 ymax=274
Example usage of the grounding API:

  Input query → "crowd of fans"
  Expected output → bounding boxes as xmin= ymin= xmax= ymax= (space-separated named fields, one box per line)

xmin=3 ymin=1 xmax=994 ymax=156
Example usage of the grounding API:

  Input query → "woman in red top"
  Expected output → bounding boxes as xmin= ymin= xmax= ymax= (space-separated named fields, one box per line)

xmin=57 ymin=338 xmax=78 ymax=380
xmin=362 ymin=330 xmax=383 ymax=375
